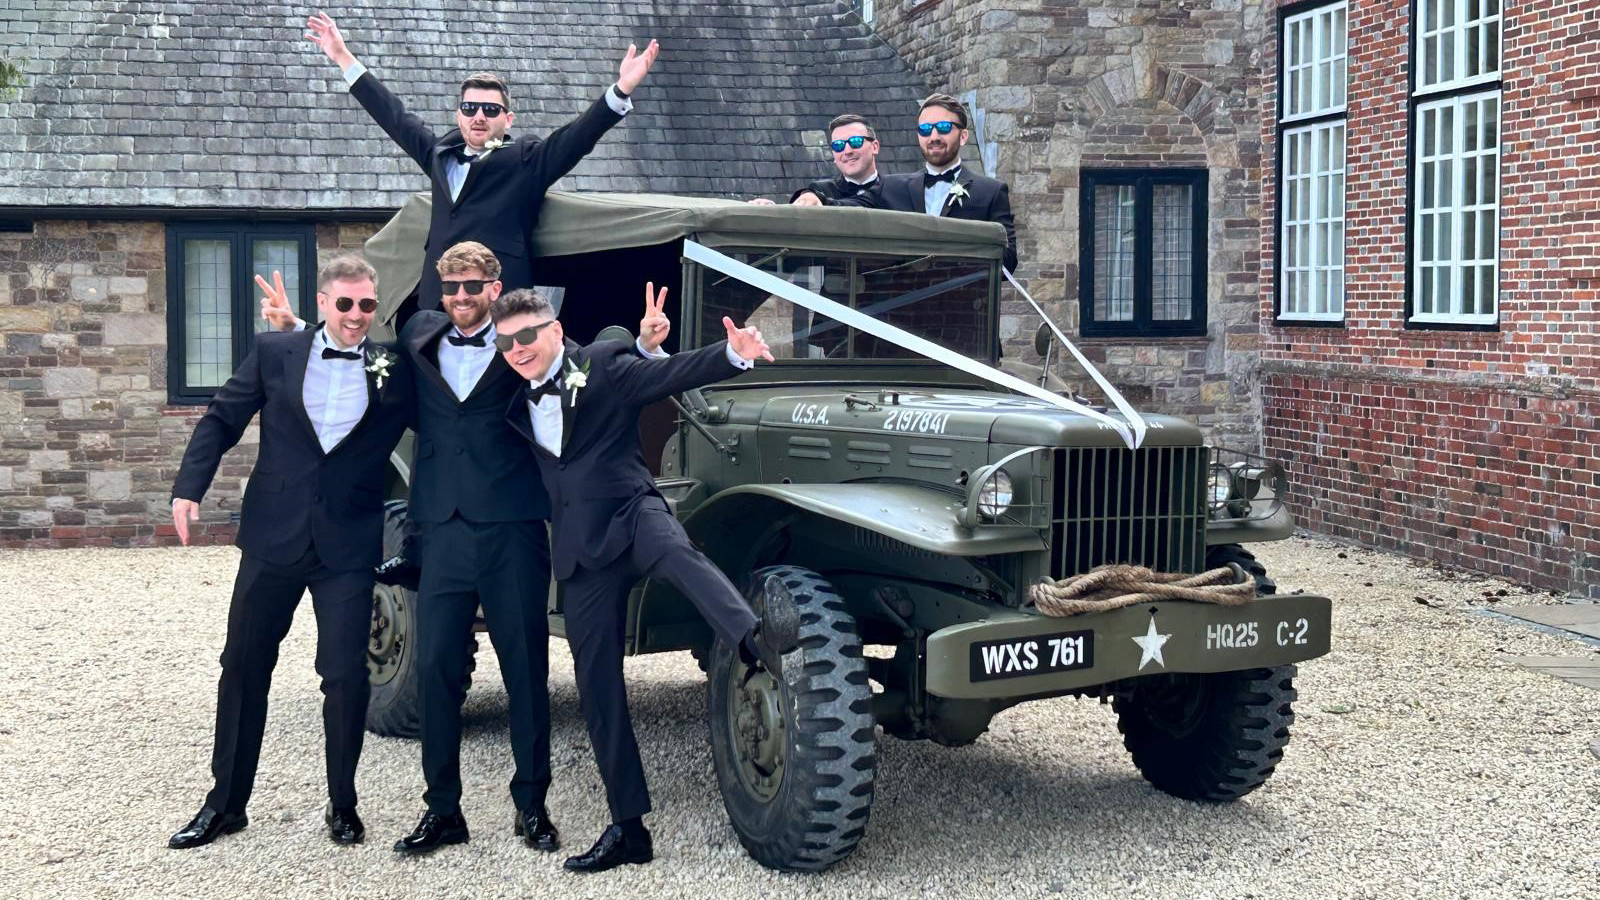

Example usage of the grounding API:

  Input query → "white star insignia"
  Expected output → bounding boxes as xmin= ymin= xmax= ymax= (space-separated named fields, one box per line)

xmin=1132 ymin=615 xmax=1171 ymax=670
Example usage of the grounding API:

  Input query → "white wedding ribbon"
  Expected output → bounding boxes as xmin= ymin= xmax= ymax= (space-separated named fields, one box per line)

xmin=683 ymin=240 xmax=1141 ymax=449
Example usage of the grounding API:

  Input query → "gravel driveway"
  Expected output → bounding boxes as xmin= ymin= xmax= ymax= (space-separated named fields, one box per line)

xmin=2 ymin=537 xmax=1597 ymax=900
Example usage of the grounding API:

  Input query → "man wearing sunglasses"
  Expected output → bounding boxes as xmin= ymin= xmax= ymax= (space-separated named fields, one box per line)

xmin=826 ymin=94 xmax=1018 ymax=272
xmin=166 ymin=256 xmax=415 ymax=851
xmin=778 ymin=114 xmax=883 ymax=207
xmin=306 ymin=11 xmax=658 ymax=330
xmin=490 ymin=284 xmax=797 ymax=873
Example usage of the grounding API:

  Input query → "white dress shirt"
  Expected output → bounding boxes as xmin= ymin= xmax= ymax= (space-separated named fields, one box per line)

xmin=526 ymin=341 xmax=751 ymax=458
xmin=437 ymin=320 xmax=498 ymax=401
xmin=923 ymin=164 xmax=962 ymax=216
xmin=341 ymin=61 xmax=635 ymax=203
xmin=303 ymin=327 xmax=370 ymax=454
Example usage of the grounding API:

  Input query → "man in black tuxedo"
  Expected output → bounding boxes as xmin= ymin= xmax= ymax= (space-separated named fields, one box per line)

xmin=166 ymin=256 xmax=413 ymax=850
xmin=828 ymin=94 xmax=1019 ymax=272
xmin=306 ymin=11 xmax=658 ymax=329
xmin=490 ymin=286 xmax=798 ymax=873
xmin=764 ymin=114 xmax=883 ymax=206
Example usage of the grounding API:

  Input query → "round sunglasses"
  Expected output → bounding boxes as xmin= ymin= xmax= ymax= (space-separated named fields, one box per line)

xmin=916 ymin=120 xmax=961 ymax=137
xmin=331 ymin=296 xmax=378 ymax=313
xmin=830 ymin=135 xmax=872 ymax=153
xmin=458 ymin=101 xmax=506 ymax=119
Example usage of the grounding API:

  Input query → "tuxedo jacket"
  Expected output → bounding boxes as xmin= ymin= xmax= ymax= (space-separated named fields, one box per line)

xmin=505 ymin=339 xmax=742 ymax=581
xmin=834 ymin=170 xmax=1018 ymax=272
xmin=790 ymin=173 xmax=882 ymax=205
xmin=171 ymin=329 xmax=415 ymax=570
xmin=350 ymin=72 xmax=625 ymax=309
xmin=400 ymin=310 xmax=550 ymax=525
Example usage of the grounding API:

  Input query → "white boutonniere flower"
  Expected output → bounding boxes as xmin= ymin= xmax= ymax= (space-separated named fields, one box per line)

xmin=946 ymin=182 xmax=970 ymax=209
xmin=477 ymin=137 xmax=507 ymax=160
xmin=365 ymin=346 xmax=397 ymax=390
xmin=563 ymin=357 xmax=591 ymax=403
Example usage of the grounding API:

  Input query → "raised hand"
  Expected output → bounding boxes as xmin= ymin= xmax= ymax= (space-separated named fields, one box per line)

xmin=256 ymin=271 xmax=300 ymax=332
xmin=722 ymin=316 xmax=774 ymax=363
xmin=616 ymin=39 xmax=660 ymax=95
xmin=305 ymin=11 xmax=357 ymax=69
xmin=639 ymin=281 xmax=671 ymax=353
xmin=172 ymin=498 xmax=200 ymax=546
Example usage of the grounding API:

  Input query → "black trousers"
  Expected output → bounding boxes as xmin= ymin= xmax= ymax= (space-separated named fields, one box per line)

xmin=415 ymin=516 xmax=552 ymax=814
xmin=564 ymin=503 xmax=758 ymax=822
xmin=204 ymin=547 xmax=372 ymax=814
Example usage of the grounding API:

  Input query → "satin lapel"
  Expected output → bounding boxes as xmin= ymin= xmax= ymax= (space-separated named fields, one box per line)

xmin=503 ymin=382 xmax=541 ymax=450
xmin=283 ymin=329 xmax=322 ymax=449
xmin=430 ymin=139 xmax=458 ymax=199
xmin=558 ymin=340 xmax=582 ymax=456
xmin=409 ymin=317 xmax=456 ymax=400
xmin=465 ymin=352 xmax=511 ymax=404
xmin=941 ymin=177 xmax=975 ymax=217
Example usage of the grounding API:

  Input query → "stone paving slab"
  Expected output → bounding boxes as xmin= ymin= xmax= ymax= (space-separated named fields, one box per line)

xmin=1498 ymin=602 xmax=1600 ymax=638
xmin=1504 ymin=649 xmax=1600 ymax=691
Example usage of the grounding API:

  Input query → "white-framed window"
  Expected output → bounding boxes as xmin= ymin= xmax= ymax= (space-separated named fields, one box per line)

xmin=1412 ymin=91 xmax=1500 ymax=325
xmin=1281 ymin=120 xmax=1347 ymax=320
xmin=1410 ymin=0 xmax=1502 ymax=326
xmin=1277 ymin=0 xmax=1347 ymax=322
xmin=1416 ymin=0 xmax=1501 ymax=92
xmin=1282 ymin=1 xmax=1347 ymax=122
xmin=862 ymin=0 xmax=875 ymax=23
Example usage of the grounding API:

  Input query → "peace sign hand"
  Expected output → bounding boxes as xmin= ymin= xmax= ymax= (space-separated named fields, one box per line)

xmin=256 ymin=270 xmax=300 ymax=331
xmin=639 ymin=281 xmax=671 ymax=353
xmin=722 ymin=316 xmax=774 ymax=363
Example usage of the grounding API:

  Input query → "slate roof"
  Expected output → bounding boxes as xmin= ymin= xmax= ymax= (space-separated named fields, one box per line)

xmin=0 ymin=1 xmax=932 ymax=212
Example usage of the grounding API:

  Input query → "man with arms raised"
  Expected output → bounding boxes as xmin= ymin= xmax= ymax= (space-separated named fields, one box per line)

xmin=306 ymin=11 xmax=658 ymax=328
xmin=166 ymin=256 xmax=413 ymax=849
xmin=490 ymin=284 xmax=797 ymax=872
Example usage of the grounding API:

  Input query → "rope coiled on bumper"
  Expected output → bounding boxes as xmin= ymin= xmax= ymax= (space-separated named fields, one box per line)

xmin=1029 ymin=564 xmax=1256 ymax=617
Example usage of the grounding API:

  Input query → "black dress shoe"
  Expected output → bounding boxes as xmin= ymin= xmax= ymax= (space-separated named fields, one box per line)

xmin=393 ymin=810 xmax=469 ymax=854
xmin=325 ymin=805 xmax=364 ymax=845
xmin=168 ymin=807 xmax=248 ymax=849
xmin=373 ymin=553 xmax=421 ymax=591
xmin=752 ymin=588 xmax=801 ymax=677
xmin=563 ymin=824 xmax=653 ymax=873
xmin=513 ymin=806 xmax=559 ymax=851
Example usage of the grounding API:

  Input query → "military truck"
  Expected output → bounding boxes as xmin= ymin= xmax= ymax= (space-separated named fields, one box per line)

xmin=361 ymin=192 xmax=1332 ymax=872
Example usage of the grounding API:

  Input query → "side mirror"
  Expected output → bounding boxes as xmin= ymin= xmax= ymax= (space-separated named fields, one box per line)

xmin=1033 ymin=322 xmax=1053 ymax=357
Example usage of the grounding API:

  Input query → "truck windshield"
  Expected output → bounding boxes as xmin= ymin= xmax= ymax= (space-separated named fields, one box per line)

xmin=697 ymin=250 xmax=994 ymax=362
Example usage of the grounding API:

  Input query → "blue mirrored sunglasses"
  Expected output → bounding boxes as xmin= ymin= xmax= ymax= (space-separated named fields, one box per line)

xmin=917 ymin=121 xmax=960 ymax=137
xmin=830 ymin=135 xmax=871 ymax=153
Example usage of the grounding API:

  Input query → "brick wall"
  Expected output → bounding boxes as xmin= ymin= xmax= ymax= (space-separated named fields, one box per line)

xmin=0 ymin=219 xmax=380 ymax=549
xmin=870 ymin=0 xmax=1268 ymax=447
xmin=1260 ymin=0 xmax=1600 ymax=594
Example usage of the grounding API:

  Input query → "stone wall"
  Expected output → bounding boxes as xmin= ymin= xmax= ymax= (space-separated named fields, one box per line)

xmin=0 ymin=219 xmax=379 ymax=548
xmin=867 ymin=0 xmax=1267 ymax=447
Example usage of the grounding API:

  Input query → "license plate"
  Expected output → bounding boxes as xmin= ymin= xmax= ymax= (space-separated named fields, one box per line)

xmin=969 ymin=629 xmax=1095 ymax=682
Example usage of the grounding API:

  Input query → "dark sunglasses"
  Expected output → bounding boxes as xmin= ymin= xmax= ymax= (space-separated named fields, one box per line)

xmin=333 ymin=296 xmax=378 ymax=314
xmin=492 ymin=320 xmax=558 ymax=352
xmin=458 ymin=101 xmax=506 ymax=118
xmin=917 ymin=120 xmax=960 ymax=137
xmin=441 ymin=279 xmax=491 ymax=296
xmin=830 ymin=135 xmax=871 ymax=153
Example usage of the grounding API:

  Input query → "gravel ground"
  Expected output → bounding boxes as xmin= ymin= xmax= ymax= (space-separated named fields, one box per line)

xmin=2 ymin=536 xmax=1598 ymax=900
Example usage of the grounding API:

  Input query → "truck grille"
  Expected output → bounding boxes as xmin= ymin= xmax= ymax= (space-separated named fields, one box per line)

xmin=1051 ymin=446 xmax=1207 ymax=578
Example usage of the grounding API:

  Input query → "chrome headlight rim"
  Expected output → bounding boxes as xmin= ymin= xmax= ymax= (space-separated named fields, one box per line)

xmin=977 ymin=468 xmax=1014 ymax=520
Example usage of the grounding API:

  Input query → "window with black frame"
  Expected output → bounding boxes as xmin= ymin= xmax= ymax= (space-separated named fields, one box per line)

xmin=165 ymin=222 xmax=317 ymax=403
xmin=696 ymin=250 xmax=993 ymax=362
xmin=1078 ymin=169 xmax=1208 ymax=338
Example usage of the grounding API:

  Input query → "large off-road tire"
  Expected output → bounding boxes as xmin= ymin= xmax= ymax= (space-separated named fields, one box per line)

xmin=1112 ymin=546 xmax=1293 ymax=801
xmin=707 ymin=566 xmax=876 ymax=872
xmin=365 ymin=501 xmax=475 ymax=738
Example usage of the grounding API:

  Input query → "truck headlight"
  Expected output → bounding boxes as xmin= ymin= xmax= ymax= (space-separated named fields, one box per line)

xmin=978 ymin=469 xmax=1014 ymax=519
xmin=1208 ymin=468 xmax=1233 ymax=505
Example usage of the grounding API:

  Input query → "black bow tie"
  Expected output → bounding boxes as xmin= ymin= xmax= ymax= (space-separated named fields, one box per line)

xmin=321 ymin=347 xmax=362 ymax=361
xmin=446 ymin=331 xmax=487 ymax=347
xmin=525 ymin=377 xmax=561 ymax=402
xmin=924 ymin=168 xmax=960 ymax=187
xmin=457 ymin=148 xmax=479 ymax=164
xmin=845 ymin=178 xmax=878 ymax=194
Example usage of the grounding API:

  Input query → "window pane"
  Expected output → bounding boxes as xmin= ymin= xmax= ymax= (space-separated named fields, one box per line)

xmin=1152 ymin=184 xmax=1195 ymax=321
xmin=853 ymin=255 xmax=991 ymax=360
xmin=700 ymin=253 xmax=850 ymax=360
xmin=184 ymin=240 xmax=232 ymax=388
xmin=1093 ymin=184 xmax=1136 ymax=322
xmin=251 ymin=239 xmax=301 ymax=335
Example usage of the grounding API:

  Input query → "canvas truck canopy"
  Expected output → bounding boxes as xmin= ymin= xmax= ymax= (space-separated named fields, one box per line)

xmin=364 ymin=191 xmax=1009 ymax=325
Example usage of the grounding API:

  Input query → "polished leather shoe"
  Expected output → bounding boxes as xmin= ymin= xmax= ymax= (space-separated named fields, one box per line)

xmin=563 ymin=824 xmax=653 ymax=873
xmin=324 ymin=804 xmax=364 ymax=845
xmin=514 ymin=806 xmax=559 ymax=851
xmin=752 ymin=589 xmax=801 ymax=677
xmin=373 ymin=553 xmax=421 ymax=591
xmin=168 ymin=807 xmax=248 ymax=849
xmin=393 ymin=810 xmax=469 ymax=854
